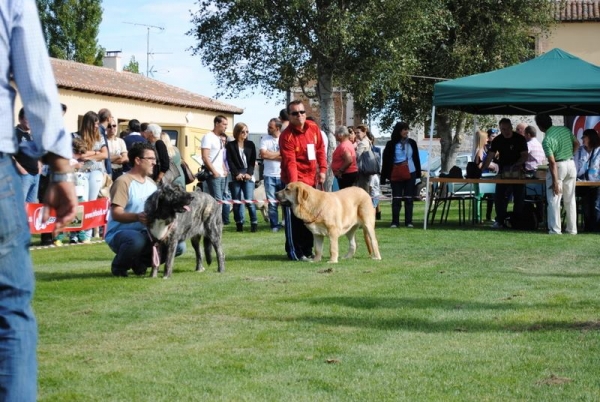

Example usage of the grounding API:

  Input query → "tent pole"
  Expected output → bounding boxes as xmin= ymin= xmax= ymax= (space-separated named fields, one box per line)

xmin=424 ymin=106 xmax=436 ymax=230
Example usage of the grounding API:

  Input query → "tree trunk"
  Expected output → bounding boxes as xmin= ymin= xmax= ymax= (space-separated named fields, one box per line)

xmin=438 ymin=112 xmax=465 ymax=173
xmin=317 ymin=68 xmax=336 ymax=191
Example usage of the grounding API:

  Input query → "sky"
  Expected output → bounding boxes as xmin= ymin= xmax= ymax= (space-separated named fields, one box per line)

xmin=97 ymin=0 xmax=285 ymax=134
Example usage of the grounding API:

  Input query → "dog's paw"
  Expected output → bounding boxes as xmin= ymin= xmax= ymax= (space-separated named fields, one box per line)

xmin=327 ymin=260 xmax=339 ymax=264
xmin=196 ymin=267 xmax=205 ymax=273
xmin=371 ymin=255 xmax=382 ymax=260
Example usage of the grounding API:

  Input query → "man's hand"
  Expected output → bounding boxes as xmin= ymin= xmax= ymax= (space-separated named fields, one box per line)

xmin=137 ymin=212 xmax=148 ymax=225
xmin=318 ymin=172 xmax=326 ymax=184
xmin=552 ymin=180 xmax=562 ymax=196
xmin=43 ymin=181 xmax=77 ymax=231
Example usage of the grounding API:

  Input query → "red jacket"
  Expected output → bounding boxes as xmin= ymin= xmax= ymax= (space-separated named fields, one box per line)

xmin=279 ymin=120 xmax=327 ymax=186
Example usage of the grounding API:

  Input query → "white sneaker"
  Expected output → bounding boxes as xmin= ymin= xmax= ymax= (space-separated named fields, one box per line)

xmin=491 ymin=221 xmax=503 ymax=229
xmin=406 ymin=224 xmax=414 ymax=228
xmin=390 ymin=224 xmax=398 ymax=228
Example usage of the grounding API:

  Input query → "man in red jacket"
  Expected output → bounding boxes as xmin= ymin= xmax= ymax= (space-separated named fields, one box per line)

xmin=279 ymin=100 xmax=327 ymax=261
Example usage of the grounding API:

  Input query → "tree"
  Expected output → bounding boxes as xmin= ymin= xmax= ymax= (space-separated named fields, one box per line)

xmin=123 ymin=56 xmax=140 ymax=74
xmin=365 ymin=0 xmax=556 ymax=172
xmin=36 ymin=0 xmax=104 ymax=66
xmin=187 ymin=0 xmax=424 ymax=190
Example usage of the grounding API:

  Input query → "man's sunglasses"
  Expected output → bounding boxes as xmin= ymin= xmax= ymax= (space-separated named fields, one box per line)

xmin=108 ymin=124 xmax=117 ymax=128
xmin=290 ymin=110 xmax=306 ymax=117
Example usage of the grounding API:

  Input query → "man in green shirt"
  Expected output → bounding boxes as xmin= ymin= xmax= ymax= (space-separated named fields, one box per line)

xmin=537 ymin=114 xmax=579 ymax=235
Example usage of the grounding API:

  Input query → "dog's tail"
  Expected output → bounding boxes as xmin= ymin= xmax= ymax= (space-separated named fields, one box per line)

xmin=204 ymin=236 xmax=213 ymax=265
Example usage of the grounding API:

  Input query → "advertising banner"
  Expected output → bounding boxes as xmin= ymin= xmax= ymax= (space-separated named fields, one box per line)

xmin=26 ymin=198 xmax=110 ymax=234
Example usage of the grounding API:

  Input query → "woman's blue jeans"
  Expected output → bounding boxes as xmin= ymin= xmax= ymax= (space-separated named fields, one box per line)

xmin=230 ymin=179 xmax=257 ymax=224
xmin=0 ymin=153 xmax=37 ymax=401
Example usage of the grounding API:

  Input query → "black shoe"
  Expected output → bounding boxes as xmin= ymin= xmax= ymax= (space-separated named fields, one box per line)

xmin=111 ymin=266 xmax=128 ymax=277
xmin=251 ymin=223 xmax=257 ymax=232
xmin=236 ymin=223 xmax=243 ymax=232
xmin=376 ymin=211 xmax=381 ymax=220
xmin=131 ymin=263 xmax=148 ymax=276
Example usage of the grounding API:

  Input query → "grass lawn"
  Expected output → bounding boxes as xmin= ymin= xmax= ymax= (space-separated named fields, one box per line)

xmin=31 ymin=203 xmax=600 ymax=401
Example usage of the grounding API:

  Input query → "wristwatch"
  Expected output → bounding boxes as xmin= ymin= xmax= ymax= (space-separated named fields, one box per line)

xmin=50 ymin=172 xmax=77 ymax=183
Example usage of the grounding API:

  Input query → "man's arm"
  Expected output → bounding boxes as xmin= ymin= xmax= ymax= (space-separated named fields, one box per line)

xmin=12 ymin=2 xmax=76 ymax=227
xmin=110 ymin=205 xmax=147 ymax=224
xmin=279 ymin=134 xmax=298 ymax=183
xmin=260 ymin=148 xmax=281 ymax=161
xmin=315 ymin=130 xmax=327 ymax=184
xmin=480 ymin=152 xmax=495 ymax=172
xmin=548 ymin=155 xmax=560 ymax=196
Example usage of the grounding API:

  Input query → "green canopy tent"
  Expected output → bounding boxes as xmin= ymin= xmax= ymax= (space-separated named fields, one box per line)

xmin=432 ymin=48 xmax=600 ymax=116
xmin=423 ymin=48 xmax=600 ymax=228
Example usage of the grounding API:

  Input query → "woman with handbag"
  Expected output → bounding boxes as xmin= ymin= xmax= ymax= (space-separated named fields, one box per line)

xmin=381 ymin=121 xmax=421 ymax=228
xmin=225 ymin=123 xmax=258 ymax=232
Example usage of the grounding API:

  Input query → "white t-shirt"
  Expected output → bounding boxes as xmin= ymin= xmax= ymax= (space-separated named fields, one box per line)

xmin=107 ymin=136 xmax=127 ymax=169
xmin=260 ymin=134 xmax=281 ymax=178
xmin=200 ymin=131 xmax=225 ymax=176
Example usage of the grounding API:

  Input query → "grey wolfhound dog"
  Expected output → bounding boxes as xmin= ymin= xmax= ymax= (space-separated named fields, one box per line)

xmin=144 ymin=185 xmax=225 ymax=278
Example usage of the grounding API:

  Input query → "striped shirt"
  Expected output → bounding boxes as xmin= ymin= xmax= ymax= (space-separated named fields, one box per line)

xmin=525 ymin=137 xmax=546 ymax=171
xmin=0 ymin=0 xmax=71 ymax=160
xmin=542 ymin=126 xmax=576 ymax=162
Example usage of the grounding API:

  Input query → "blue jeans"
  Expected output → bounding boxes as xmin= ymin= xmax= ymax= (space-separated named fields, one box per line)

xmin=20 ymin=173 xmax=40 ymax=203
xmin=494 ymin=183 xmax=525 ymax=225
xmin=204 ymin=176 xmax=229 ymax=224
xmin=0 ymin=154 xmax=37 ymax=401
xmin=263 ymin=176 xmax=284 ymax=228
xmin=230 ymin=179 xmax=257 ymax=224
xmin=70 ymin=170 xmax=104 ymax=241
xmin=107 ymin=229 xmax=186 ymax=276
xmin=390 ymin=173 xmax=416 ymax=226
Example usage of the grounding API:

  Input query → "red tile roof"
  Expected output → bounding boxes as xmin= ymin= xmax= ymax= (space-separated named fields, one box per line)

xmin=51 ymin=58 xmax=243 ymax=114
xmin=555 ymin=0 xmax=600 ymax=21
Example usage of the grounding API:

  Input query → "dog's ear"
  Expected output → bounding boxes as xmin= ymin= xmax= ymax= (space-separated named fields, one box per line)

xmin=296 ymin=184 xmax=310 ymax=205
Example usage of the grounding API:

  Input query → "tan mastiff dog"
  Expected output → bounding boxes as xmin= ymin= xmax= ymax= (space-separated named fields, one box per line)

xmin=276 ymin=182 xmax=381 ymax=263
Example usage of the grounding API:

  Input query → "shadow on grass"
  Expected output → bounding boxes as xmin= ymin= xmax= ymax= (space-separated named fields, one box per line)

xmin=35 ymin=271 xmax=115 ymax=281
xmin=259 ymin=296 xmax=600 ymax=333
xmin=224 ymin=254 xmax=290 ymax=262
xmin=277 ymin=314 xmax=600 ymax=333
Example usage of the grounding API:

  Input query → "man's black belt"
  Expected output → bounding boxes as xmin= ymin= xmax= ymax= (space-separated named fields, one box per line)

xmin=555 ymin=158 xmax=573 ymax=162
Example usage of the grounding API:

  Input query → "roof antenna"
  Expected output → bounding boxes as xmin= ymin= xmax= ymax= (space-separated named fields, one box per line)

xmin=123 ymin=22 xmax=165 ymax=77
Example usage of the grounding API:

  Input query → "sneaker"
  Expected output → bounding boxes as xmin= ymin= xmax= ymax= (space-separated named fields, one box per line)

xmin=299 ymin=255 xmax=313 ymax=262
xmin=406 ymin=224 xmax=414 ymax=228
xmin=80 ymin=238 xmax=91 ymax=244
xmin=491 ymin=221 xmax=503 ymax=229
xmin=69 ymin=238 xmax=78 ymax=244
xmin=390 ymin=224 xmax=399 ymax=228
xmin=52 ymin=239 xmax=63 ymax=247
xmin=271 ymin=227 xmax=280 ymax=233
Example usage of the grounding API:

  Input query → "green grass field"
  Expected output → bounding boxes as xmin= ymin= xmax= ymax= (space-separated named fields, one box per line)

xmin=31 ymin=204 xmax=600 ymax=401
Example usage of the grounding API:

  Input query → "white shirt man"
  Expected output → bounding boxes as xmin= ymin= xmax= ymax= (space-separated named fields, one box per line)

xmin=201 ymin=115 xmax=229 ymax=223
xmin=260 ymin=118 xmax=284 ymax=230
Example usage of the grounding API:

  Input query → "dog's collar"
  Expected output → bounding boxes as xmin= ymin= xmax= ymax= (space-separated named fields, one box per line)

xmin=302 ymin=207 xmax=323 ymax=225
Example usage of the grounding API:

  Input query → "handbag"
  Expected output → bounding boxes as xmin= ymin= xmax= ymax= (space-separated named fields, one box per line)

xmin=180 ymin=160 xmax=195 ymax=185
xmin=195 ymin=150 xmax=220 ymax=182
xmin=391 ymin=163 xmax=411 ymax=181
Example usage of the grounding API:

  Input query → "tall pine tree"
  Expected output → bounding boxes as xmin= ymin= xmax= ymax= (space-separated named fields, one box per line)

xmin=36 ymin=0 xmax=104 ymax=66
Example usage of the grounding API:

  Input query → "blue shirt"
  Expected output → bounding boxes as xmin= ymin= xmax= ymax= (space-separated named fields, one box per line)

xmin=0 ymin=0 xmax=71 ymax=160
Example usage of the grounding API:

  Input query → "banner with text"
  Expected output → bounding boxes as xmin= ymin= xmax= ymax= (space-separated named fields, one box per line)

xmin=26 ymin=198 xmax=110 ymax=234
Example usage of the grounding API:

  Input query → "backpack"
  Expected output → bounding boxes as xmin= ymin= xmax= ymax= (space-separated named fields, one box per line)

xmin=466 ymin=162 xmax=482 ymax=179
xmin=505 ymin=202 xmax=538 ymax=230
xmin=357 ymin=148 xmax=380 ymax=175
